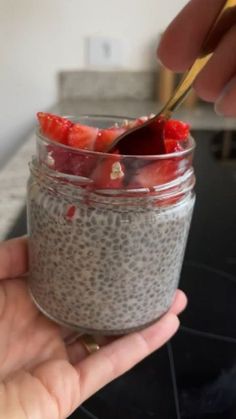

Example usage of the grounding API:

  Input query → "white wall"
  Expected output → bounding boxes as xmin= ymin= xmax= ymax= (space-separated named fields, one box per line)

xmin=0 ymin=0 xmax=187 ymax=165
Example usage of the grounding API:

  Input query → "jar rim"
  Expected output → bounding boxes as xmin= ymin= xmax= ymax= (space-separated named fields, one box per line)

xmin=36 ymin=114 xmax=195 ymax=160
xmin=30 ymin=157 xmax=195 ymax=205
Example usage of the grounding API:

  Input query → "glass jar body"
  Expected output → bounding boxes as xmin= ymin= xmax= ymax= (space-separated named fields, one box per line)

xmin=27 ymin=116 xmax=195 ymax=334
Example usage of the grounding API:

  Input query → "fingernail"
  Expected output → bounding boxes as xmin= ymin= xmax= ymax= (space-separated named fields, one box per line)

xmin=215 ymin=88 xmax=228 ymax=115
xmin=215 ymin=76 xmax=236 ymax=116
xmin=214 ymin=100 xmax=224 ymax=116
xmin=215 ymin=89 xmax=227 ymax=115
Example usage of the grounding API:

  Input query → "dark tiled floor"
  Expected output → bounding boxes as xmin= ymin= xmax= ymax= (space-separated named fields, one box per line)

xmin=172 ymin=330 xmax=236 ymax=419
xmin=180 ymin=262 xmax=236 ymax=339
xmin=6 ymin=130 xmax=236 ymax=418
xmin=81 ymin=346 xmax=178 ymax=419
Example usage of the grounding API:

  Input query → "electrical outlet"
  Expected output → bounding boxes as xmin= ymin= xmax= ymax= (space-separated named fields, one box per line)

xmin=86 ymin=37 xmax=123 ymax=68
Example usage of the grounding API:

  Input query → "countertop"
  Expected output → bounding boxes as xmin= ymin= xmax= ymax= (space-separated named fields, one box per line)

xmin=0 ymin=98 xmax=235 ymax=240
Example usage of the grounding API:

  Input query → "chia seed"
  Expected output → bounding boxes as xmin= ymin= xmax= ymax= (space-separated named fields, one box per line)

xmin=28 ymin=181 xmax=194 ymax=335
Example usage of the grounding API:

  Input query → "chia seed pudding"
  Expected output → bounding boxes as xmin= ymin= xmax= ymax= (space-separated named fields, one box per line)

xmin=27 ymin=115 xmax=195 ymax=335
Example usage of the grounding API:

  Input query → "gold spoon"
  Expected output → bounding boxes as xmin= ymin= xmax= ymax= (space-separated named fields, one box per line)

xmin=108 ymin=0 xmax=236 ymax=155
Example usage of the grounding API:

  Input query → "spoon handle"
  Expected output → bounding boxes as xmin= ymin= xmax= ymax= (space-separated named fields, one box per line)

xmin=160 ymin=0 xmax=236 ymax=118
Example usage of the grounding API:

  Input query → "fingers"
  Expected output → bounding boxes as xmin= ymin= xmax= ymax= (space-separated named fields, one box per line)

xmin=157 ymin=0 xmax=226 ymax=71
xmin=158 ymin=0 xmax=236 ymax=115
xmin=75 ymin=312 xmax=180 ymax=403
xmin=194 ymin=24 xmax=236 ymax=102
xmin=169 ymin=289 xmax=187 ymax=315
xmin=0 ymin=237 xmax=28 ymax=279
xmin=215 ymin=75 xmax=236 ymax=116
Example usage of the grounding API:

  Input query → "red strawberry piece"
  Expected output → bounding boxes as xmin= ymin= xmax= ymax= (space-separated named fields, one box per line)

xmin=165 ymin=139 xmax=183 ymax=154
xmin=46 ymin=145 xmax=97 ymax=178
xmin=46 ymin=146 xmax=72 ymax=174
xmin=68 ymin=124 xmax=98 ymax=150
xmin=65 ymin=205 xmax=76 ymax=220
xmin=70 ymin=153 xmax=97 ymax=177
xmin=95 ymin=127 xmax=125 ymax=152
xmin=133 ymin=116 xmax=149 ymax=126
xmin=91 ymin=154 xmax=125 ymax=189
xmin=123 ymin=116 xmax=147 ymax=129
xmin=128 ymin=160 xmax=177 ymax=189
xmin=37 ymin=112 xmax=72 ymax=144
xmin=164 ymin=120 xmax=190 ymax=141
xmin=123 ymin=116 xmax=149 ymax=130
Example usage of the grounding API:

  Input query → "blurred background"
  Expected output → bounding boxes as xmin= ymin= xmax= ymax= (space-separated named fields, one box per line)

xmin=0 ymin=0 xmax=188 ymax=166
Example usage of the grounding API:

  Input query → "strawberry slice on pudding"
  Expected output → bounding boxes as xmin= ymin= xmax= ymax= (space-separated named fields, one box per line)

xmin=37 ymin=112 xmax=72 ymax=144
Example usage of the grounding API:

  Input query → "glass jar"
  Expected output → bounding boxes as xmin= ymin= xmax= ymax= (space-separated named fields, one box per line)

xmin=27 ymin=115 xmax=195 ymax=335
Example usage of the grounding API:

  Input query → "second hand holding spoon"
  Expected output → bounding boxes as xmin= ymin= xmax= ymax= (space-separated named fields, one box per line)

xmin=107 ymin=0 xmax=236 ymax=156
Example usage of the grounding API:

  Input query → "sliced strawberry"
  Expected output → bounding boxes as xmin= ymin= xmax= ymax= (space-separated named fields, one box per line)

xmin=91 ymin=154 xmax=125 ymax=189
xmin=95 ymin=127 xmax=125 ymax=152
xmin=65 ymin=205 xmax=76 ymax=220
xmin=128 ymin=160 xmax=177 ymax=189
xmin=164 ymin=120 xmax=190 ymax=140
xmin=165 ymin=139 xmax=183 ymax=154
xmin=124 ymin=116 xmax=148 ymax=129
xmin=133 ymin=116 xmax=149 ymax=126
xmin=46 ymin=146 xmax=72 ymax=173
xmin=121 ymin=116 xmax=151 ymax=130
xmin=46 ymin=145 xmax=97 ymax=181
xmin=37 ymin=112 xmax=72 ymax=144
xmin=70 ymin=153 xmax=97 ymax=177
xmin=68 ymin=124 xmax=98 ymax=150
